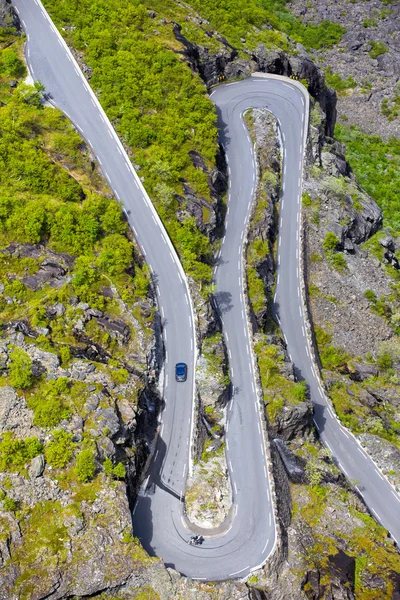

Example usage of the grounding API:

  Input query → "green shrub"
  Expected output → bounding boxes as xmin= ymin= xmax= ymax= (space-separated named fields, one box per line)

xmin=325 ymin=67 xmax=357 ymax=92
xmin=330 ymin=252 xmax=347 ymax=272
xmin=112 ymin=462 xmax=126 ymax=479
xmin=377 ymin=352 xmax=393 ymax=370
xmin=362 ymin=18 xmax=377 ymax=28
xmin=97 ymin=234 xmax=133 ymax=275
xmin=27 ymin=378 xmax=71 ymax=428
xmin=59 ymin=346 xmax=71 ymax=367
xmin=247 ymin=267 xmax=266 ymax=314
xmin=76 ymin=449 xmax=96 ymax=482
xmin=0 ymin=48 xmax=26 ymax=78
xmin=323 ymin=232 xmax=339 ymax=251
xmin=103 ymin=457 xmax=114 ymax=477
xmin=8 ymin=348 xmax=33 ymax=389
xmin=0 ymin=432 xmax=43 ymax=472
xmin=3 ymin=496 xmax=18 ymax=512
xmin=45 ymin=430 xmax=74 ymax=468
xmin=111 ymin=368 xmax=129 ymax=385
xmin=364 ymin=289 xmax=377 ymax=303
xmin=369 ymin=41 xmax=388 ymax=59
xmin=293 ymin=380 xmax=308 ymax=401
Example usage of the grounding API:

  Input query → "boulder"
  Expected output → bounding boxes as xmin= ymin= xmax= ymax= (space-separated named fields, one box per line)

xmin=28 ymin=454 xmax=45 ymax=479
xmin=350 ymin=362 xmax=379 ymax=382
xmin=274 ymin=438 xmax=306 ymax=483
xmin=0 ymin=345 xmax=8 ymax=372
xmin=274 ymin=402 xmax=313 ymax=441
xmin=26 ymin=346 xmax=60 ymax=374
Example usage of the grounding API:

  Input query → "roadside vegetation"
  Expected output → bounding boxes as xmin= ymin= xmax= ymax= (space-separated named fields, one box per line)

xmin=0 ymin=30 xmax=155 ymax=595
xmin=335 ymin=124 xmax=400 ymax=234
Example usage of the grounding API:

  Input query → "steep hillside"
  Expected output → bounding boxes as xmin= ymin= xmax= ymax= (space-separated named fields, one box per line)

xmin=1 ymin=0 xmax=399 ymax=598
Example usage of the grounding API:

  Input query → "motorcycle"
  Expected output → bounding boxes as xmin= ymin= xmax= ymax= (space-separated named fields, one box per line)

xmin=188 ymin=534 xmax=204 ymax=546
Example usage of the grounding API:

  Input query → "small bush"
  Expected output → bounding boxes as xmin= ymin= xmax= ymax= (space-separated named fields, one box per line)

xmin=8 ymin=348 xmax=33 ymax=389
xmin=364 ymin=289 xmax=377 ymax=303
xmin=0 ymin=432 xmax=43 ymax=472
xmin=45 ymin=430 xmax=74 ymax=468
xmin=27 ymin=379 xmax=71 ymax=428
xmin=3 ymin=496 xmax=18 ymax=512
xmin=59 ymin=346 xmax=71 ymax=367
xmin=111 ymin=368 xmax=129 ymax=385
xmin=369 ymin=41 xmax=388 ymax=59
xmin=293 ymin=380 xmax=308 ymax=401
xmin=113 ymin=462 xmax=126 ymax=479
xmin=377 ymin=352 xmax=393 ymax=370
xmin=330 ymin=252 xmax=347 ymax=272
xmin=103 ymin=457 xmax=126 ymax=479
xmin=323 ymin=232 xmax=339 ymax=252
xmin=76 ymin=449 xmax=96 ymax=482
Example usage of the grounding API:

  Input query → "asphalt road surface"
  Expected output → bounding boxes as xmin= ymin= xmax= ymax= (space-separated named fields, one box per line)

xmin=14 ymin=0 xmax=400 ymax=581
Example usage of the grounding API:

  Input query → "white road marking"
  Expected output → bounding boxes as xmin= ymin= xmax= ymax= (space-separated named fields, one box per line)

xmin=161 ymin=306 xmax=165 ymax=318
xmin=264 ymin=465 xmax=267 ymax=478
xmin=262 ymin=539 xmax=270 ymax=553
xmin=257 ymin=422 xmax=260 ymax=434
xmin=229 ymin=460 xmax=233 ymax=472
xmin=234 ymin=482 xmax=237 ymax=494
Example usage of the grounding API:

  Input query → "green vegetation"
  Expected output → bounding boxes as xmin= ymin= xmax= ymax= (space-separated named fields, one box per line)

xmin=255 ymin=336 xmax=306 ymax=422
xmin=202 ymin=332 xmax=229 ymax=387
xmin=322 ymin=232 xmax=339 ymax=252
xmin=76 ymin=449 xmax=96 ymax=483
xmin=184 ymin=0 xmax=345 ymax=50
xmin=133 ymin=588 xmax=160 ymax=600
xmin=103 ymin=457 xmax=127 ymax=480
xmin=325 ymin=66 xmax=357 ymax=93
xmin=8 ymin=348 xmax=33 ymax=389
xmin=27 ymin=379 xmax=71 ymax=428
xmin=321 ymin=232 xmax=347 ymax=272
xmin=293 ymin=485 xmax=400 ymax=598
xmin=42 ymin=0 xmax=217 ymax=286
xmin=362 ymin=17 xmax=377 ymax=28
xmin=0 ymin=432 xmax=43 ymax=472
xmin=45 ymin=430 xmax=74 ymax=468
xmin=381 ymin=83 xmax=400 ymax=121
xmin=315 ymin=326 xmax=352 ymax=372
xmin=335 ymin=125 xmax=400 ymax=233
xmin=369 ymin=40 xmax=388 ymax=59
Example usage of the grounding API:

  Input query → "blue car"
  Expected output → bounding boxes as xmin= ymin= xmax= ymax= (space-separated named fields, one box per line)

xmin=175 ymin=362 xmax=187 ymax=382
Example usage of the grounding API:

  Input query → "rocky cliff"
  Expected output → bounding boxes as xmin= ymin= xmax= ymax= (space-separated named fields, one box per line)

xmin=288 ymin=0 xmax=400 ymax=140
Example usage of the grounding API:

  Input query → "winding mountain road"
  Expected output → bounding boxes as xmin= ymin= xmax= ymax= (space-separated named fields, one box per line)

xmin=13 ymin=0 xmax=400 ymax=582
